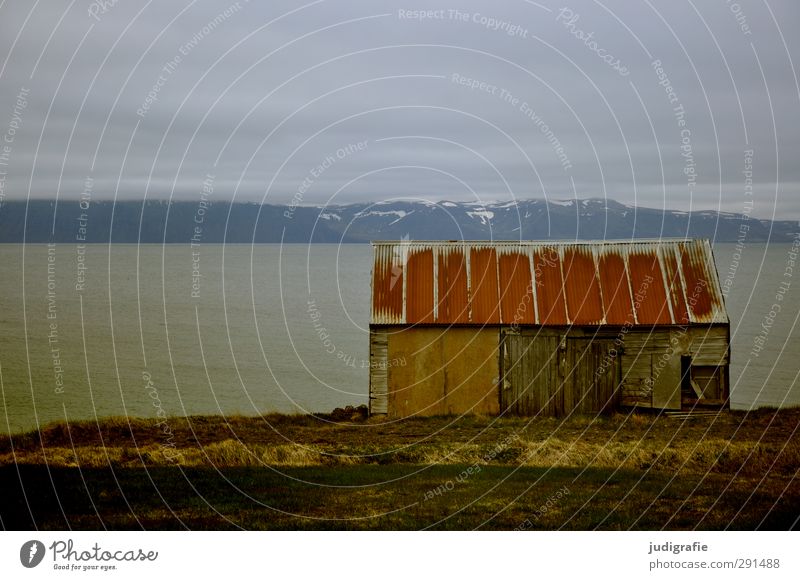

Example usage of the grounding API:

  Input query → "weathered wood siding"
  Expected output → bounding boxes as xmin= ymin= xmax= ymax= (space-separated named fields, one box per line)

xmin=619 ymin=329 xmax=673 ymax=408
xmin=619 ymin=325 xmax=729 ymax=409
xmin=501 ymin=332 xmax=560 ymax=415
xmin=501 ymin=329 xmax=620 ymax=416
xmin=684 ymin=326 xmax=730 ymax=367
xmin=368 ymin=329 xmax=389 ymax=414
xmin=569 ymin=338 xmax=620 ymax=414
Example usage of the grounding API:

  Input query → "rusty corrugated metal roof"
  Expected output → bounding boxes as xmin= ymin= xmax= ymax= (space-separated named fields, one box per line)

xmin=370 ymin=240 xmax=729 ymax=326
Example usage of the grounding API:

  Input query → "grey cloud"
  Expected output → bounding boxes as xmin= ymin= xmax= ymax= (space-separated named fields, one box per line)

xmin=0 ymin=0 xmax=797 ymax=219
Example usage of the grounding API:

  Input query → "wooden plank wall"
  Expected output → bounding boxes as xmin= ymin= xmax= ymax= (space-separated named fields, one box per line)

xmin=502 ymin=333 xmax=560 ymax=415
xmin=619 ymin=330 xmax=664 ymax=408
xmin=375 ymin=324 xmax=729 ymax=416
xmin=686 ymin=326 xmax=729 ymax=366
xmin=368 ymin=329 xmax=389 ymax=414
xmin=569 ymin=339 xmax=619 ymax=414
xmin=501 ymin=330 xmax=619 ymax=416
xmin=619 ymin=325 xmax=729 ymax=409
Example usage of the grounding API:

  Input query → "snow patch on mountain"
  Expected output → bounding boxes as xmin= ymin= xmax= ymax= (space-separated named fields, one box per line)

xmin=356 ymin=210 xmax=409 ymax=219
xmin=467 ymin=210 xmax=494 ymax=224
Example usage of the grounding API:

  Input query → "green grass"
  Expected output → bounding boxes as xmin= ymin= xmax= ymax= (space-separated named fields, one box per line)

xmin=2 ymin=464 xmax=797 ymax=530
xmin=1 ymin=408 xmax=798 ymax=530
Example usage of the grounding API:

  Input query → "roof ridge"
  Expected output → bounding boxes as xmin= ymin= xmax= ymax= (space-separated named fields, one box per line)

xmin=371 ymin=238 xmax=706 ymax=244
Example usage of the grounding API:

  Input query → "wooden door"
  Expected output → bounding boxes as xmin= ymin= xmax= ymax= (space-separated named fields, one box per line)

xmin=565 ymin=338 xmax=620 ymax=415
xmin=501 ymin=332 xmax=620 ymax=416
xmin=501 ymin=332 xmax=561 ymax=415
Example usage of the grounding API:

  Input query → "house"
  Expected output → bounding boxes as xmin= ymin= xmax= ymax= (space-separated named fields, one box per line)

xmin=369 ymin=239 xmax=730 ymax=418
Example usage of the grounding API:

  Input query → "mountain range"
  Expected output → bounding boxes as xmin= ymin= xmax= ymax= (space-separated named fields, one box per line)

xmin=0 ymin=198 xmax=794 ymax=243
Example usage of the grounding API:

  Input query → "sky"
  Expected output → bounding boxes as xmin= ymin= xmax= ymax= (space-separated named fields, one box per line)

xmin=0 ymin=0 xmax=798 ymax=218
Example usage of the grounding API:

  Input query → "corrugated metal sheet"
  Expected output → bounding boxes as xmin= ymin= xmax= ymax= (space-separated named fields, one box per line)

xmin=371 ymin=243 xmax=403 ymax=324
xmin=437 ymin=246 xmax=470 ymax=323
xmin=468 ymin=246 xmax=501 ymax=324
xmin=597 ymin=249 xmax=634 ymax=324
xmin=406 ymin=248 xmax=434 ymax=323
xmin=533 ymin=246 xmax=568 ymax=325
xmin=627 ymin=245 xmax=672 ymax=325
xmin=563 ymin=245 xmax=604 ymax=325
xmin=679 ymin=240 xmax=726 ymax=324
xmin=498 ymin=248 xmax=535 ymax=325
xmin=661 ymin=246 xmax=690 ymax=325
xmin=371 ymin=240 xmax=729 ymax=326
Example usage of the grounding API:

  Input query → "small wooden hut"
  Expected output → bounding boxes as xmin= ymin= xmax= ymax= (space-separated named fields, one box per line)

xmin=369 ymin=239 xmax=730 ymax=417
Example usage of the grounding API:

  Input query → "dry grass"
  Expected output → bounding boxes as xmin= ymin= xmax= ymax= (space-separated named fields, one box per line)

xmin=2 ymin=408 xmax=798 ymax=530
xmin=2 ymin=408 xmax=798 ymax=477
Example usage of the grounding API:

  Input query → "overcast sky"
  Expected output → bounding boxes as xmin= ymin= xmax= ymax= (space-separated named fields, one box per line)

xmin=0 ymin=0 xmax=798 ymax=218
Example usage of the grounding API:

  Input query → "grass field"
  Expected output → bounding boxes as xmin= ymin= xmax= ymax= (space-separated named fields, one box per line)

xmin=1 ymin=408 xmax=798 ymax=530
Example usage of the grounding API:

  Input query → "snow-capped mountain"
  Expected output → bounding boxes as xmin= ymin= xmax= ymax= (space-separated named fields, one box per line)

xmin=0 ymin=198 xmax=794 ymax=243
xmin=296 ymin=198 xmax=794 ymax=243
